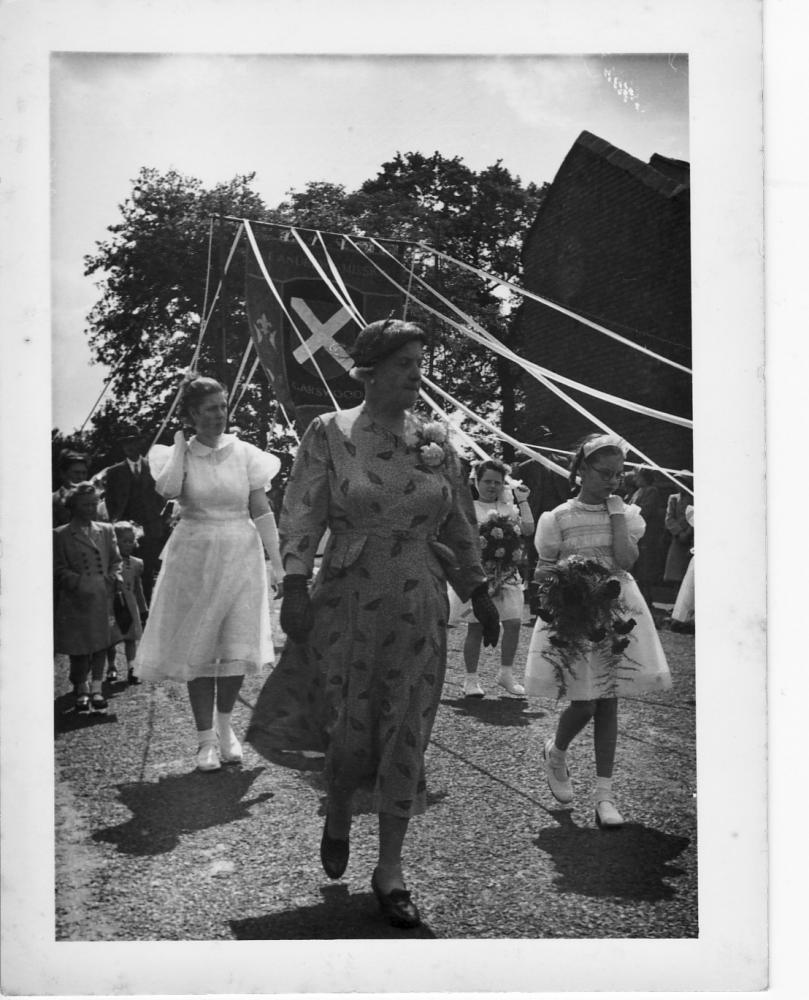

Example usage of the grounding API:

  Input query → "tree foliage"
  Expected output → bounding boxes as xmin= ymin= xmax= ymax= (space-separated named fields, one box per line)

xmin=72 ymin=153 xmax=547 ymax=473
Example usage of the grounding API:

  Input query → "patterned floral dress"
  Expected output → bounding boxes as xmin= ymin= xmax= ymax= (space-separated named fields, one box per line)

xmin=524 ymin=499 xmax=671 ymax=701
xmin=247 ymin=406 xmax=486 ymax=819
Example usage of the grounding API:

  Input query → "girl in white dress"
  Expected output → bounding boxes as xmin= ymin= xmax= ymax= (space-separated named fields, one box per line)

xmin=524 ymin=433 xmax=671 ymax=827
xmin=135 ymin=377 xmax=283 ymax=772
xmin=449 ymin=459 xmax=534 ymax=697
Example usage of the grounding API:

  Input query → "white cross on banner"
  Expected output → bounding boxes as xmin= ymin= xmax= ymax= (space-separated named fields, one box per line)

xmin=290 ymin=298 xmax=353 ymax=371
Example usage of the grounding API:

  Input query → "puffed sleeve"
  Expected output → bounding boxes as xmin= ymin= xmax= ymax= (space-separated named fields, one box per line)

xmin=147 ymin=444 xmax=174 ymax=480
xmin=435 ymin=445 xmax=487 ymax=602
xmin=243 ymin=442 xmax=282 ymax=490
xmin=623 ymin=502 xmax=646 ymax=543
xmin=535 ymin=510 xmax=562 ymax=563
xmin=278 ymin=417 xmax=331 ymax=576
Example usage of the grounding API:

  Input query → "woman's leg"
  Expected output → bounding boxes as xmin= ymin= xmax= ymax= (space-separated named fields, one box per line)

xmin=592 ymin=698 xmax=623 ymax=826
xmin=463 ymin=622 xmax=483 ymax=673
xmin=462 ymin=622 xmax=485 ymax=696
xmin=543 ymin=699 xmax=597 ymax=802
xmin=376 ymin=811 xmax=410 ymax=891
xmin=213 ymin=674 xmax=246 ymax=763
xmin=495 ymin=619 xmax=525 ymax=695
xmin=187 ymin=677 xmax=216 ymax=733
xmin=70 ymin=655 xmax=90 ymax=695
xmin=593 ymin=697 xmax=618 ymax=778
xmin=555 ymin=699 xmax=597 ymax=751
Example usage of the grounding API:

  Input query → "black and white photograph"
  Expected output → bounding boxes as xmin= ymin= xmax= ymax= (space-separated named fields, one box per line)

xmin=0 ymin=0 xmax=776 ymax=995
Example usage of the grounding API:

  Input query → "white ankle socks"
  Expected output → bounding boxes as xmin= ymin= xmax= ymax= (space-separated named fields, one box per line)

xmin=198 ymin=727 xmax=217 ymax=747
xmin=595 ymin=776 xmax=613 ymax=802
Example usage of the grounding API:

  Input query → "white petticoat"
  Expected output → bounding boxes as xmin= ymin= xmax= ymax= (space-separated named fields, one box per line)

xmin=135 ymin=515 xmax=273 ymax=681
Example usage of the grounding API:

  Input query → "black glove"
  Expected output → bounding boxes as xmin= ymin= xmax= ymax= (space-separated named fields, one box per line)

xmin=471 ymin=583 xmax=500 ymax=648
xmin=280 ymin=574 xmax=315 ymax=643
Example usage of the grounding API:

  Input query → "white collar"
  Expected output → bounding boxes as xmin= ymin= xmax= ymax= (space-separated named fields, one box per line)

xmin=188 ymin=433 xmax=236 ymax=457
xmin=127 ymin=457 xmax=143 ymax=473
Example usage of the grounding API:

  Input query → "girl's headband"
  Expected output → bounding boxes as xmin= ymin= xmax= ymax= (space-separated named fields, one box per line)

xmin=581 ymin=434 xmax=628 ymax=458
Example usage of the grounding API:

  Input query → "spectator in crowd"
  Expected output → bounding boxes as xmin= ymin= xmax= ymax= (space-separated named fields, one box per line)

xmin=104 ymin=425 xmax=168 ymax=602
xmin=134 ymin=377 xmax=282 ymax=772
xmin=664 ymin=479 xmax=694 ymax=585
xmin=52 ymin=449 xmax=90 ymax=527
xmin=247 ymin=319 xmax=498 ymax=930
xmin=449 ymin=459 xmax=534 ymax=697
xmin=53 ymin=482 xmax=123 ymax=715
xmin=108 ymin=521 xmax=149 ymax=684
xmin=629 ymin=467 xmax=666 ymax=615
xmin=670 ymin=505 xmax=695 ymax=633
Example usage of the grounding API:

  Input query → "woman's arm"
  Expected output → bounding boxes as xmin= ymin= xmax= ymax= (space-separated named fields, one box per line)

xmin=250 ymin=488 xmax=284 ymax=583
xmin=606 ymin=496 xmax=640 ymax=569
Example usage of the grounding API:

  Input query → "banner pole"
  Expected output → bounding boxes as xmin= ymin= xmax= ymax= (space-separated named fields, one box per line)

xmin=217 ymin=199 xmax=228 ymax=393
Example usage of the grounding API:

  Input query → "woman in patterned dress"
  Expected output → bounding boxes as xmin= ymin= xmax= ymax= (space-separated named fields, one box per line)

xmin=524 ymin=433 xmax=671 ymax=828
xmin=247 ymin=319 xmax=499 ymax=929
xmin=135 ymin=377 xmax=283 ymax=773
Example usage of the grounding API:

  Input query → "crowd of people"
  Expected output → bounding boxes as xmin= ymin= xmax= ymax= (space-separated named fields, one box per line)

xmin=53 ymin=319 xmax=694 ymax=931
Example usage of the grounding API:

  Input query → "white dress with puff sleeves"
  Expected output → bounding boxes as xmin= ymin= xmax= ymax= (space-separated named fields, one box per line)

xmin=135 ymin=434 xmax=280 ymax=682
xmin=524 ymin=499 xmax=671 ymax=701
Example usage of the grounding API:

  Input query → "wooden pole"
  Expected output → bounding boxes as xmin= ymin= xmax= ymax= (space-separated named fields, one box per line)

xmin=217 ymin=200 xmax=228 ymax=395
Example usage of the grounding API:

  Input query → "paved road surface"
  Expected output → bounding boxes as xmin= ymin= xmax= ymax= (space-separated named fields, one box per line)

xmin=54 ymin=603 xmax=697 ymax=941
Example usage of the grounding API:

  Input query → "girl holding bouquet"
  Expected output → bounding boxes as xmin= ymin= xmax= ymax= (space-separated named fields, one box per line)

xmin=525 ymin=434 xmax=671 ymax=827
xmin=449 ymin=459 xmax=534 ymax=697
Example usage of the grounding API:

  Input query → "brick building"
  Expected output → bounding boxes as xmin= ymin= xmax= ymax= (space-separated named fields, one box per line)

xmin=516 ymin=130 xmax=692 ymax=473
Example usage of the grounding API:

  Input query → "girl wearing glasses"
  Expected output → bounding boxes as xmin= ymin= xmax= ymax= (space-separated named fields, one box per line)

xmin=524 ymin=433 xmax=671 ymax=828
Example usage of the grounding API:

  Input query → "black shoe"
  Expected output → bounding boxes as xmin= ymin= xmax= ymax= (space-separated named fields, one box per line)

xmin=90 ymin=693 xmax=108 ymax=714
xmin=371 ymin=869 xmax=421 ymax=929
xmin=128 ymin=669 xmax=141 ymax=686
xmin=107 ymin=668 xmax=118 ymax=683
xmin=320 ymin=816 xmax=349 ymax=880
xmin=75 ymin=695 xmax=91 ymax=715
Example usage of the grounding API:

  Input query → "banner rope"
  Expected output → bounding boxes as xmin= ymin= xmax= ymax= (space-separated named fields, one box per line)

xmin=418 ymin=243 xmax=692 ymax=375
xmin=365 ymin=238 xmax=692 ymax=429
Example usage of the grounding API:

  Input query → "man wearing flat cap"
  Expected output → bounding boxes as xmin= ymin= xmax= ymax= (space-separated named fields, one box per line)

xmin=104 ymin=425 xmax=166 ymax=601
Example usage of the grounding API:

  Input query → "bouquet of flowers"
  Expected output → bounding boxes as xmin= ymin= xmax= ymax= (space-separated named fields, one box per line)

xmin=536 ymin=555 xmax=636 ymax=654
xmin=405 ymin=418 xmax=449 ymax=468
xmin=479 ymin=510 xmax=524 ymax=596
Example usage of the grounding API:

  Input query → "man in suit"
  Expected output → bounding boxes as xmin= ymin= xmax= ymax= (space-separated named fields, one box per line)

xmin=104 ymin=425 xmax=167 ymax=602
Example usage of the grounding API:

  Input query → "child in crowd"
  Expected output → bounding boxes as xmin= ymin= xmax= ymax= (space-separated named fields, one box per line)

xmin=53 ymin=483 xmax=123 ymax=715
xmin=108 ymin=521 xmax=149 ymax=684
xmin=524 ymin=434 xmax=671 ymax=827
xmin=449 ymin=459 xmax=534 ymax=697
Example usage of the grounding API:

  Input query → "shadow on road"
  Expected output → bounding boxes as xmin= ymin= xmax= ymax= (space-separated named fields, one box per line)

xmin=92 ymin=766 xmax=272 ymax=856
xmin=54 ymin=691 xmax=120 ymax=735
xmin=440 ymin=694 xmax=545 ymax=728
xmin=230 ymin=883 xmax=437 ymax=939
xmin=533 ymin=816 xmax=690 ymax=902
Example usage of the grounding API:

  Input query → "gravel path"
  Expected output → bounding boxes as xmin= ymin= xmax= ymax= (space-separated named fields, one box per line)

xmin=54 ymin=603 xmax=697 ymax=941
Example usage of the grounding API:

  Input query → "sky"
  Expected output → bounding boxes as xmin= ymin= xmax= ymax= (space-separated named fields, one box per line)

xmin=51 ymin=52 xmax=689 ymax=432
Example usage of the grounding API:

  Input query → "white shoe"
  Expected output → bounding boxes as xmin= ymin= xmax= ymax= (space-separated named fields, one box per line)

xmin=217 ymin=725 xmax=243 ymax=765
xmin=495 ymin=668 xmax=526 ymax=697
xmin=543 ymin=739 xmax=573 ymax=804
xmin=196 ymin=743 xmax=221 ymax=772
xmin=595 ymin=797 xmax=624 ymax=829
xmin=463 ymin=676 xmax=485 ymax=698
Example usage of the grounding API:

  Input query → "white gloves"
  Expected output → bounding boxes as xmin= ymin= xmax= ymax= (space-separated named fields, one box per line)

xmin=510 ymin=481 xmax=531 ymax=504
xmin=154 ymin=430 xmax=188 ymax=498
xmin=605 ymin=495 xmax=626 ymax=515
xmin=255 ymin=511 xmax=283 ymax=584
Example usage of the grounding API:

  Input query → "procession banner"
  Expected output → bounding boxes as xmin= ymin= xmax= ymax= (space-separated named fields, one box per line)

xmin=245 ymin=233 xmax=402 ymax=431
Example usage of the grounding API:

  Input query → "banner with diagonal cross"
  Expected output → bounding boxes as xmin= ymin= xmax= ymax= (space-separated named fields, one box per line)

xmin=245 ymin=235 xmax=402 ymax=431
